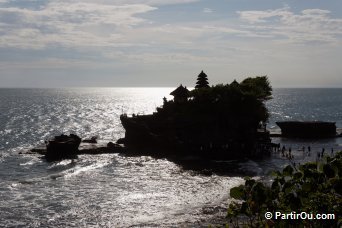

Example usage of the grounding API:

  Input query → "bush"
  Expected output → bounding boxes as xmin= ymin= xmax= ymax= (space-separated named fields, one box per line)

xmin=228 ymin=152 xmax=342 ymax=227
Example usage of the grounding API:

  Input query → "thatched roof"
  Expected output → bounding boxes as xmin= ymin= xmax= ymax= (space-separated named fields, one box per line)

xmin=170 ymin=84 xmax=190 ymax=97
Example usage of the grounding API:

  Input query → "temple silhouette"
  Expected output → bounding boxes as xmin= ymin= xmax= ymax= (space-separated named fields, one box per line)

xmin=119 ymin=71 xmax=272 ymax=159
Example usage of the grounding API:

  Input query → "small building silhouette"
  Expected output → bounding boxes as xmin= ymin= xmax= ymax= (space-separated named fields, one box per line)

xmin=170 ymin=84 xmax=190 ymax=103
xmin=230 ymin=79 xmax=239 ymax=87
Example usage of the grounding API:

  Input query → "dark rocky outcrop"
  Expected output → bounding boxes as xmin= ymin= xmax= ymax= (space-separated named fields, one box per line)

xmin=27 ymin=139 xmax=125 ymax=161
xmin=82 ymin=136 xmax=97 ymax=143
xmin=45 ymin=134 xmax=81 ymax=161
xmin=79 ymin=143 xmax=125 ymax=155
xmin=107 ymin=141 xmax=122 ymax=149
xmin=276 ymin=121 xmax=337 ymax=138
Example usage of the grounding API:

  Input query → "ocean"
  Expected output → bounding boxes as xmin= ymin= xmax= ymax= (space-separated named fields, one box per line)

xmin=0 ymin=88 xmax=341 ymax=227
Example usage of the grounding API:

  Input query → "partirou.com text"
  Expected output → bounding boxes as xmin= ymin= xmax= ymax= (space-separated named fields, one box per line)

xmin=264 ymin=211 xmax=336 ymax=220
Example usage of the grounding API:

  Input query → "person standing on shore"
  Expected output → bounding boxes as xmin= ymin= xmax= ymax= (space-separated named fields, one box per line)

xmin=281 ymin=146 xmax=285 ymax=157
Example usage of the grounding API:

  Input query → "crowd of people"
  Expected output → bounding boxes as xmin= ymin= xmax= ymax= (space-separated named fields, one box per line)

xmin=272 ymin=143 xmax=335 ymax=167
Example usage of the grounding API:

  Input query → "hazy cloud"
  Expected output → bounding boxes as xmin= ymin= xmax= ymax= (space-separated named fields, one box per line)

xmin=203 ymin=8 xmax=213 ymax=14
xmin=0 ymin=2 xmax=156 ymax=49
xmin=237 ymin=7 xmax=342 ymax=43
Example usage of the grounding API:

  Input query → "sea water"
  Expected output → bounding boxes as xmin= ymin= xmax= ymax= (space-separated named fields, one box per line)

xmin=0 ymin=88 xmax=341 ymax=227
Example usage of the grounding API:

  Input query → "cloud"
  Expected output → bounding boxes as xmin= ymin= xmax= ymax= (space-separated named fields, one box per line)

xmin=238 ymin=7 xmax=292 ymax=24
xmin=1 ymin=2 xmax=341 ymax=82
xmin=78 ymin=0 xmax=199 ymax=6
xmin=203 ymin=8 xmax=213 ymax=14
xmin=0 ymin=2 xmax=156 ymax=49
xmin=237 ymin=7 xmax=342 ymax=44
xmin=0 ymin=58 xmax=101 ymax=70
xmin=4 ymin=0 xmax=339 ymax=54
xmin=0 ymin=0 xmax=202 ymax=50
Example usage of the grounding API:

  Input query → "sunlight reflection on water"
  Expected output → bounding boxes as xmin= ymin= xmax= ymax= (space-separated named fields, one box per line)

xmin=0 ymin=87 xmax=241 ymax=227
xmin=0 ymin=88 xmax=342 ymax=227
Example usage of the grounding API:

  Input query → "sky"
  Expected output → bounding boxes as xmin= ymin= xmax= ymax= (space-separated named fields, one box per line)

xmin=0 ymin=0 xmax=341 ymax=88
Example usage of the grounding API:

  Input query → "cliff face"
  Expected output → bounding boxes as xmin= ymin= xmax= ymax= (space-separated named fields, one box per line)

xmin=120 ymin=113 xmax=265 ymax=159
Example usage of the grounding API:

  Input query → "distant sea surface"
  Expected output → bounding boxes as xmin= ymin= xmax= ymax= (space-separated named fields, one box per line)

xmin=0 ymin=88 xmax=342 ymax=227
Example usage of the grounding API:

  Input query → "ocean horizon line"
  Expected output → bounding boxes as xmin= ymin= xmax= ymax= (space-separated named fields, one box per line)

xmin=1 ymin=86 xmax=342 ymax=89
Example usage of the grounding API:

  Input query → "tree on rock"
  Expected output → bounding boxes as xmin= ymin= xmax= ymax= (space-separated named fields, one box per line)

xmin=195 ymin=71 xmax=210 ymax=89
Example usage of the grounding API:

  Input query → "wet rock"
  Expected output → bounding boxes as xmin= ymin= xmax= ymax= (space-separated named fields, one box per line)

xmin=116 ymin=138 xmax=126 ymax=144
xmin=107 ymin=142 xmax=121 ymax=148
xmin=30 ymin=148 xmax=46 ymax=155
xmin=26 ymin=139 xmax=126 ymax=159
xmin=82 ymin=136 xmax=97 ymax=144
xmin=45 ymin=134 xmax=81 ymax=161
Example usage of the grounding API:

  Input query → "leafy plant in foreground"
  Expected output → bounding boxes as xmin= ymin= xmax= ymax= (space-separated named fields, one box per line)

xmin=227 ymin=152 xmax=342 ymax=227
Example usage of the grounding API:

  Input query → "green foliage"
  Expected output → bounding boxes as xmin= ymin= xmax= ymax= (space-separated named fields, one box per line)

xmin=240 ymin=76 xmax=272 ymax=101
xmin=189 ymin=76 xmax=272 ymax=124
xmin=227 ymin=151 xmax=342 ymax=227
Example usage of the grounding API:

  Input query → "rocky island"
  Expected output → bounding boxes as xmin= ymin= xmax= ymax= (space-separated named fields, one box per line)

xmin=26 ymin=71 xmax=274 ymax=164
xmin=119 ymin=71 xmax=274 ymax=160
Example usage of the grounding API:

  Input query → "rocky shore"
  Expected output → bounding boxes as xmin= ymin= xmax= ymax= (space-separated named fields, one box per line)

xmin=25 ymin=140 xmax=125 ymax=156
xmin=24 ymin=138 xmax=250 ymax=176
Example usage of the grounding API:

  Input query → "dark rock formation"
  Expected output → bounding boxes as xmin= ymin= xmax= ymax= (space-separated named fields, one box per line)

xmin=79 ymin=143 xmax=125 ymax=155
xmin=107 ymin=141 xmax=122 ymax=149
xmin=276 ymin=121 xmax=336 ymax=138
xmin=28 ymin=140 xmax=126 ymax=160
xmin=82 ymin=136 xmax=97 ymax=143
xmin=45 ymin=134 xmax=81 ymax=161
xmin=116 ymin=138 xmax=126 ymax=144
